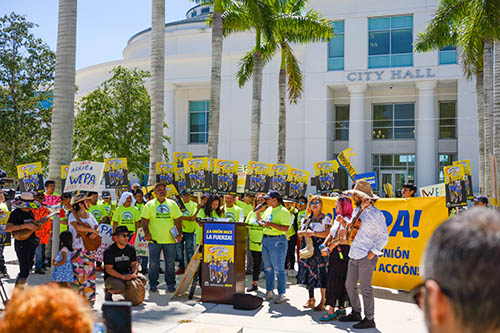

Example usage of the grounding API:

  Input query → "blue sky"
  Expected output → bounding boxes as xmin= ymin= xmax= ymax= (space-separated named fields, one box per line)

xmin=1 ymin=0 xmax=195 ymax=69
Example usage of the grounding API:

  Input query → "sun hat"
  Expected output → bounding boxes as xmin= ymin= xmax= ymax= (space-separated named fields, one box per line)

xmin=70 ymin=193 xmax=92 ymax=206
xmin=12 ymin=192 xmax=41 ymax=209
xmin=344 ymin=180 xmax=380 ymax=200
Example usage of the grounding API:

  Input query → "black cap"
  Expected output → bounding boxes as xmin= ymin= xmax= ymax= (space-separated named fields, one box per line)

xmin=180 ymin=189 xmax=190 ymax=196
xmin=102 ymin=190 xmax=111 ymax=198
xmin=474 ymin=196 xmax=488 ymax=205
xmin=113 ymin=226 xmax=131 ymax=236
xmin=264 ymin=190 xmax=282 ymax=200
xmin=402 ymin=183 xmax=416 ymax=191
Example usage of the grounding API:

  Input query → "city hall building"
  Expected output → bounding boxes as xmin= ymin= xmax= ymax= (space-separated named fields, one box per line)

xmin=76 ymin=0 xmax=479 ymax=195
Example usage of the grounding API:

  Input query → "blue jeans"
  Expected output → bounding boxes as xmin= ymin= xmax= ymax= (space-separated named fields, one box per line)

xmin=176 ymin=232 xmax=195 ymax=269
xmin=35 ymin=244 xmax=44 ymax=270
xmin=262 ymin=235 xmax=288 ymax=295
xmin=140 ymin=256 xmax=148 ymax=270
xmin=148 ymin=243 xmax=176 ymax=290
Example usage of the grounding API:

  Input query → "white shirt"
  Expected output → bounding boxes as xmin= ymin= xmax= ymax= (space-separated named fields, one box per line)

xmin=300 ymin=214 xmax=332 ymax=233
xmin=348 ymin=205 xmax=389 ymax=260
xmin=68 ymin=212 xmax=98 ymax=250
xmin=329 ymin=216 xmax=349 ymax=237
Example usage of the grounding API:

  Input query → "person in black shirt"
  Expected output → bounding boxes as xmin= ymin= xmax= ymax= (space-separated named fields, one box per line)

xmin=104 ymin=226 xmax=146 ymax=305
xmin=5 ymin=192 xmax=42 ymax=286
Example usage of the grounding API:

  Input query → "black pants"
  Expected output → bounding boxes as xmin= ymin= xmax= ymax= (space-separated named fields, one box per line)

xmin=0 ymin=243 xmax=6 ymax=273
xmin=285 ymin=234 xmax=297 ymax=270
xmin=251 ymin=250 xmax=262 ymax=282
xmin=14 ymin=239 xmax=38 ymax=281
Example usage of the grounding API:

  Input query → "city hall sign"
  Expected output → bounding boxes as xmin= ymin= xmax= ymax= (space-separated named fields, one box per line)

xmin=346 ymin=68 xmax=436 ymax=82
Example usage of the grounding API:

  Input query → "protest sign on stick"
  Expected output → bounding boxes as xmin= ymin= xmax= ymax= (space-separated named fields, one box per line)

xmin=212 ymin=159 xmax=239 ymax=194
xmin=269 ymin=164 xmax=290 ymax=194
xmin=184 ymin=157 xmax=211 ymax=192
xmin=155 ymin=162 xmax=175 ymax=185
xmin=17 ymin=162 xmax=44 ymax=192
xmin=443 ymin=164 xmax=467 ymax=208
xmin=173 ymin=152 xmax=193 ymax=168
xmin=64 ymin=161 xmax=105 ymax=193
xmin=61 ymin=165 xmax=69 ymax=193
xmin=104 ymin=158 xmax=130 ymax=189
xmin=286 ymin=168 xmax=309 ymax=200
xmin=313 ymin=160 xmax=340 ymax=194
xmin=244 ymin=161 xmax=271 ymax=194
xmin=452 ymin=160 xmax=473 ymax=200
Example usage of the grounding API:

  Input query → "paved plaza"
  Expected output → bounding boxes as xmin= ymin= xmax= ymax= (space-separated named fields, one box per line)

xmin=0 ymin=245 xmax=426 ymax=333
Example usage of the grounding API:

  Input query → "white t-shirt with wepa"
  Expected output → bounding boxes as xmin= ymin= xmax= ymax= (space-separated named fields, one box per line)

xmin=68 ymin=212 xmax=98 ymax=250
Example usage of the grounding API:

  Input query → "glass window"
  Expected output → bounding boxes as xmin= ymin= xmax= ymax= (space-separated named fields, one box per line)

xmin=189 ymin=100 xmax=210 ymax=144
xmin=335 ymin=105 xmax=349 ymax=140
xmin=373 ymin=153 xmax=416 ymax=195
xmin=439 ymin=46 xmax=457 ymax=65
xmin=373 ymin=103 xmax=414 ymax=140
xmin=328 ymin=21 xmax=344 ymax=71
xmin=201 ymin=7 xmax=210 ymax=14
xmin=368 ymin=15 xmax=413 ymax=68
xmin=439 ymin=102 xmax=456 ymax=139
xmin=439 ymin=153 xmax=456 ymax=182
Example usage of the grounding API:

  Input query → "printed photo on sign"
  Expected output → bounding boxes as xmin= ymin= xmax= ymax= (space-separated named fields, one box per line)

xmin=16 ymin=162 xmax=44 ymax=192
xmin=184 ymin=157 xmax=211 ymax=192
xmin=156 ymin=162 xmax=175 ymax=185
xmin=104 ymin=158 xmax=130 ymax=188
xmin=244 ymin=161 xmax=271 ymax=194
xmin=443 ymin=165 xmax=467 ymax=208
xmin=174 ymin=166 xmax=187 ymax=193
xmin=313 ymin=160 xmax=340 ymax=194
xmin=286 ymin=168 xmax=309 ymax=200
xmin=173 ymin=152 xmax=193 ymax=168
xmin=203 ymin=223 xmax=235 ymax=288
xmin=269 ymin=164 xmax=290 ymax=194
xmin=452 ymin=160 xmax=474 ymax=200
xmin=212 ymin=159 xmax=239 ymax=194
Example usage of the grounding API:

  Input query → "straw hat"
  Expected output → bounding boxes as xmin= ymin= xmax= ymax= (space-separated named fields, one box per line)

xmin=344 ymin=180 xmax=380 ymax=200
xmin=12 ymin=192 xmax=41 ymax=209
xmin=70 ymin=193 xmax=92 ymax=206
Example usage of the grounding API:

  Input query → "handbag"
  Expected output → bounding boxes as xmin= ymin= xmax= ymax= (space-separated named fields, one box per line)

xmin=299 ymin=216 xmax=314 ymax=259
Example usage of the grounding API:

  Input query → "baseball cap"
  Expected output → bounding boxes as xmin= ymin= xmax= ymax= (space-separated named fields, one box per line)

xmin=102 ymin=190 xmax=111 ymax=199
xmin=474 ymin=196 xmax=488 ymax=205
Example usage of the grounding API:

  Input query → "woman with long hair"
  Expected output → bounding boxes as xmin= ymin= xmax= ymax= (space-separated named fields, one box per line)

xmin=320 ymin=196 xmax=353 ymax=321
xmin=297 ymin=196 xmax=332 ymax=311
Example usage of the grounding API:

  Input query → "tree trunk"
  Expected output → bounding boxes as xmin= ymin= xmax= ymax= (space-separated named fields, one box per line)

xmin=476 ymin=72 xmax=485 ymax=195
xmin=208 ymin=3 xmax=223 ymax=159
xmin=250 ymin=50 xmax=263 ymax=162
xmin=148 ymin=0 xmax=165 ymax=184
xmin=277 ymin=48 xmax=286 ymax=164
xmin=493 ymin=40 xmax=500 ymax=199
xmin=483 ymin=39 xmax=494 ymax=197
xmin=48 ymin=0 xmax=77 ymax=263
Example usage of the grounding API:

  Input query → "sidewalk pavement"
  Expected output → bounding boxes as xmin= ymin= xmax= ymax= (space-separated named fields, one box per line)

xmin=0 ymin=245 xmax=426 ymax=333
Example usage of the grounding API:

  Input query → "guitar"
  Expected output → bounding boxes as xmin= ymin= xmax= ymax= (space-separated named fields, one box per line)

xmin=69 ymin=208 xmax=102 ymax=251
xmin=346 ymin=200 xmax=372 ymax=243
xmin=12 ymin=211 xmax=59 ymax=241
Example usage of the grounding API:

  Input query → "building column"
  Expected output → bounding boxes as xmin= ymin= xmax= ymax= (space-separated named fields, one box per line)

xmin=347 ymin=83 xmax=367 ymax=173
xmin=164 ymin=84 xmax=176 ymax=159
xmin=415 ymin=80 xmax=438 ymax=188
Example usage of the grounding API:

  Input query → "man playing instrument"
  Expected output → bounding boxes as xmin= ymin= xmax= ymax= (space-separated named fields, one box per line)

xmin=339 ymin=180 xmax=388 ymax=329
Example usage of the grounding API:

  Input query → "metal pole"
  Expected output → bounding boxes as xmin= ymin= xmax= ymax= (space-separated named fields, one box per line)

xmin=51 ymin=213 xmax=61 ymax=275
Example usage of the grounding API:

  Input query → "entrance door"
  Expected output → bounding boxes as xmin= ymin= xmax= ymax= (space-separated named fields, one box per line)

xmin=380 ymin=171 xmax=407 ymax=197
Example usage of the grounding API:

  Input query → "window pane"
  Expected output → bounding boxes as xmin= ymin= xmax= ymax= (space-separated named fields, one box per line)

xmin=440 ymin=127 xmax=455 ymax=139
xmin=439 ymin=51 xmax=457 ymax=64
xmin=190 ymin=113 xmax=206 ymax=132
xmin=369 ymin=55 xmax=390 ymax=68
xmin=329 ymin=34 xmax=344 ymax=58
xmin=395 ymin=127 xmax=415 ymax=139
xmin=381 ymin=155 xmax=393 ymax=166
xmin=440 ymin=102 xmax=456 ymax=118
xmin=189 ymin=101 xmax=207 ymax=112
xmin=336 ymin=105 xmax=349 ymax=121
xmin=332 ymin=21 xmax=344 ymax=34
xmin=391 ymin=15 xmax=413 ymax=29
xmin=373 ymin=104 xmax=393 ymax=126
xmin=391 ymin=29 xmax=412 ymax=54
xmin=369 ymin=31 xmax=390 ymax=55
xmin=394 ymin=154 xmax=406 ymax=166
xmin=440 ymin=45 xmax=456 ymax=51
xmin=394 ymin=104 xmax=414 ymax=126
xmin=391 ymin=54 xmax=413 ymax=67
xmin=336 ymin=128 xmax=349 ymax=141
xmin=335 ymin=106 xmax=349 ymax=140
xmin=373 ymin=155 xmax=380 ymax=166
xmin=373 ymin=128 xmax=393 ymax=139
xmin=328 ymin=58 xmax=344 ymax=71
xmin=190 ymin=134 xmax=206 ymax=144
xmin=369 ymin=17 xmax=390 ymax=30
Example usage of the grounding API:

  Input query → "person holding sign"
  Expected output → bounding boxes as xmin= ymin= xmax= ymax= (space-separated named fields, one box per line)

xmin=257 ymin=190 xmax=291 ymax=304
xmin=5 ymin=192 xmax=42 ymax=286
xmin=0 ymin=189 xmax=10 ymax=278
xmin=340 ymin=181 xmax=389 ymax=329
xmin=112 ymin=192 xmax=140 ymax=234
xmin=245 ymin=193 xmax=266 ymax=292
xmin=176 ymin=190 xmax=200 ymax=275
xmin=141 ymin=182 xmax=183 ymax=293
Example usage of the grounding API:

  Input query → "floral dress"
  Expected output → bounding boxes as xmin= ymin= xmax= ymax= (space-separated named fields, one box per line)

xmin=51 ymin=247 xmax=74 ymax=283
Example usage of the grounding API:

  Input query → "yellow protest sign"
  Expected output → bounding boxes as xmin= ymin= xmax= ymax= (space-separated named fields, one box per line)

xmin=155 ymin=162 xmax=175 ymax=185
xmin=452 ymin=160 xmax=473 ymax=200
xmin=320 ymin=196 xmax=448 ymax=291
xmin=0 ymin=210 xmax=11 ymax=246
xmin=17 ymin=162 xmax=44 ymax=192
xmin=245 ymin=161 xmax=272 ymax=194
xmin=103 ymin=158 xmax=130 ymax=188
xmin=184 ymin=157 xmax=211 ymax=191
xmin=314 ymin=160 xmax=340 ymax=193
xmin=165 ymin=184 xmax=179 ymax=198
xmin=61 ymin=165 xmax=69 ymax=179
xmin=173 ymin=152 xmax=193 ymax=168
xmin=443 ymin=164 xmax=467 ymax=208
xmin=336 ymin=147 xmax=358 ymax=179
xmin=270 ymin=164 xmax=290 ymax=193
xmin=213 ymin=159 xmax=239 ymax=194
xmin=287 ymin=168 xmax=309 ymax=200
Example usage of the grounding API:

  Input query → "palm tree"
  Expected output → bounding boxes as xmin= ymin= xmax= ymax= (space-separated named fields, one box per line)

xmin=149 ymin=0 xmax=166 ymax=184
xmin=224 ymin=0 xmax=275 ymax=162
xmin=47 ymin=0 xmax=77 ymax=262
xmin=415 ymin=0 xmax=500 ymax=196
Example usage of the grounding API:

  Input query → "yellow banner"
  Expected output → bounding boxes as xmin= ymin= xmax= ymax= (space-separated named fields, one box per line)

xmin=320 ymin=196 xmax=448 ymax=291
xmin=61 ymin=165 xmax=69 ymax=179
xmin=173 ymin=152 xmax=193 ymax=168
xmin=17 ymin=162 xmax=42 ymax=179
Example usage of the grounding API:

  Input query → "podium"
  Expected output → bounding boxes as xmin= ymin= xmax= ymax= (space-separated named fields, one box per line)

xmin=200 ymin=221 xmax=247 ymax=304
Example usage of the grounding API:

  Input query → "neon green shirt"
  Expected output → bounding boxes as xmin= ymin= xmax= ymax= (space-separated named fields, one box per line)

xmin=0 ymin=203 xmax=8 ymax=213
xmin=196 ymin=208 xmax=220 ymax=245
xmin=89 ymin=204 xmax=106 ymax=223
xmin=141 ymin=198 xmax=182 ymax=244
xmin=262 ymin=205 xmax=291 ymax=236
xmin=112 ymin=205 xmax=140 ymax=232
xmin=135 ymin=202 xmax=145 ymax=216
xmin=100 ymin=201 xmax=116 ymax=218
xmin=236 ymin=199 xmax=253 ymax=218
xmin=245 ymin=211 xmax=263 ymax=252
xmin=181 ymin=200 xmax=198 ymax=233
xmin=223 ymin=205 xmax=243 ymax=222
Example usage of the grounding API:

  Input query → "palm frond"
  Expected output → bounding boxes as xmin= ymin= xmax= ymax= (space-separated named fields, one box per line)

xmin=222 ymin=2 xmax=253 ymax=37
xmin=244 ymin=0 xmax=275 ymax=42
xmin=283 ymin=43 xmax=302 ymax=103
xmin=275 ymin=11 xmax=332 ymax=44
xmin=236 ymin=48 xmax=255 ymax=88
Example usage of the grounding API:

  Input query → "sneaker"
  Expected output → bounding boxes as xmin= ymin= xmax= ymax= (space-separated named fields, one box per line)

xmin=274 ymin=294 xmax=287 ymax=304
xmin=264 ymin=291 xmax=275 ymax=301
xmin=353 ymin=318 xmax=376 ymax=329
xmin=167 ymin=286 xmax=176 ymax=293
xmin=34 ymin=269 xmax=45 ymax=275
xmin=176 ymin=267 xmax=185 ymax=275
xmin=338 ymin=311 xmax=362 ymax=322
xmin=246 ymin=284 xmax=258 ymax=292
xmin=149 ymin=287 xmax=159 ymax=293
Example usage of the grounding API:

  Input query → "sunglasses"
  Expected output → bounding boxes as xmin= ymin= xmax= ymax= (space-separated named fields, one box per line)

xmin=117 ymin=233 xmax=129 ymax=238
xmin=298 ymin=201 xmax=306 ymax=205
xmin=310 ymin=200 xmax=321 ymax=205
xmin=410 ymin=279 xmax=453 ymax=309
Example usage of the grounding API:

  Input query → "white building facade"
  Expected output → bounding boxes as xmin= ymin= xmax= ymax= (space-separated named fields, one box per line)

xmin=76 ymin=0 xmax=479 ymax=195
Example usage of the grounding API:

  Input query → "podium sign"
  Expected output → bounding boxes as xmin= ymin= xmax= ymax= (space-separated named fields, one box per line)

xmin=201 ymin=222 xmax=246 ymax=304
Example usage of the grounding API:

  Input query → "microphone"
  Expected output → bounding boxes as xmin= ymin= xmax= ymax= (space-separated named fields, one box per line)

xmin=253 ymin=203 xmax=266 ymax=212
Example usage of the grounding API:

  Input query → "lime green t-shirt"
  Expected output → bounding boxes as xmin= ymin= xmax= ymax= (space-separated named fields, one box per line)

xmin=262 ymin=205 xmax=291 ymax=236
xmin=223 ymin=205 xmax=243 ymax=222
xmin=141 ymin=198 xmax=182 ymax=244
xmin=181 ymin=200 xmax=198 ymax=233
xmin=196 ymin=208 xmax=220 ymax=245
xmin=112 ymin=205 xmax=140 ymax=232
xmin=236 ymin=199 xmax=253 ymax=218
xmin=245 ymin=211 xmax=263 ymax=252
xmin=100 ymin=201 xmax=116 ymax=218
xmin=135 ymin=202 xmax=145 ymax=216
xmin=89 ymin=204 xmax=106 ymax=223
xmin=0 ymin=203 xmax=8 ymax=213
